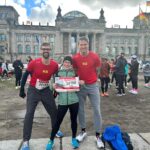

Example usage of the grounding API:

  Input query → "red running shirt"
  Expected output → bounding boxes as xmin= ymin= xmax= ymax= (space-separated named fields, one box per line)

xmin=27 ymin=58 xmax=58 ymax=87
xmin=73 ymin=51 xmax=101 ymax=84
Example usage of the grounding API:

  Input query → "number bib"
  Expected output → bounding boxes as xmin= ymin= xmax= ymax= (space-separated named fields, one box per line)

xmin=35 ymin=79 xmax=49 ymax=90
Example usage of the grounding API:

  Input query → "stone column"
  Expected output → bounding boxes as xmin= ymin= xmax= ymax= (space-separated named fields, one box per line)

xmin=99 ymin=33 xmax=105 ymax=55
xmin=92 ymin=33 xmax=96 ymax=52
xmin=6 ymin=30 xmax=10 ymax=54
xmin=61 ymin=32 xmax=63 ymax=54
xmin=23 ymin=34 xmax=25 ymax=54
xmin=68 ymin=32 xmax=71 ymax=54
xmin=31 ymin=34 xmax=33 ymax=54
xmin=76 ymin=32 xmax=80 ymax=53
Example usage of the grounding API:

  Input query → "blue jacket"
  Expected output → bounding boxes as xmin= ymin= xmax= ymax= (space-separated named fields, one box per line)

xmin=103 ymin=125 xmax=127 ymax=150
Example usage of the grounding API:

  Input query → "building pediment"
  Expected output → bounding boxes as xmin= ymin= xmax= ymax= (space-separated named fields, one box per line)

xmin=61 ymin=17 xmax=102 ymax=30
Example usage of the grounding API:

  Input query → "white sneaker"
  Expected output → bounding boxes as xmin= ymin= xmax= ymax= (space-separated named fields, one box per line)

xmin=144 ymin=84 xmax=149 ymax=87
xmin=96 ymin=136 xmax=104 ymax=148
xmin=132 ymin=90 xmax=138 ymax=95
xmin=129 ymin=89 xmax=134 ymax=93
xmin=116 ymin=93 xmax=122 ymax=96
xmin=130 ymin=89 xmax=138 ymax=95
xmin=122 ymin=93 xmax=126 ymax=96
xmin=15 ymin=86 xmax=18 ymax=89
xmin=76 ymin=131 xmax=87 ymax=142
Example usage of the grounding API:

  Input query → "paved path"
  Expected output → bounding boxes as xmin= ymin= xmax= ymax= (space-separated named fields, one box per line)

xmin=0 ymin=133 xmax=150 ymax=150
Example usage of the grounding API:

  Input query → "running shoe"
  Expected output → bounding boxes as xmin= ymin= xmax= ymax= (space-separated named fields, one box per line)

xmin=21 ymin=141 xmax=30 ymax=150
xmin=76 ymin=131 xmax=87 ymax=142
xmin=72 ymin=138 xmax=79 ymax=149
xmin=46 ymin=140 xmax=54 ymax=150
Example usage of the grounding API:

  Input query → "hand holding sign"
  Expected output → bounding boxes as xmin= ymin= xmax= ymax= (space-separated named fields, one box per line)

xmin=55 ymin=77 xmax=80 ymax=92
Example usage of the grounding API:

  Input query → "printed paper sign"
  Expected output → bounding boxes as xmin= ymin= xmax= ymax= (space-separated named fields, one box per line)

xmin=55 ymin=77 xmax=79 ymax=92
xmin=35 ymin=79 xmax=49 ymax=90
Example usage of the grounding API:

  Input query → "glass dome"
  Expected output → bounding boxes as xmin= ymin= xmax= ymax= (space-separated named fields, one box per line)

xmin=63 ymin=11 xmax=87 ymax=19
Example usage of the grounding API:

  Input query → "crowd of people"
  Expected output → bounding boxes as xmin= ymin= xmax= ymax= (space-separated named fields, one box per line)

xmin=99 ymin=53 xmax=141 ymax=96
xmin=0 ymin=36 xmax=150 ymax=150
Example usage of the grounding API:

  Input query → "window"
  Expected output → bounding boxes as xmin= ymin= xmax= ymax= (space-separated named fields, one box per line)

xmin=18 ymin=44 xmax=23 ymax=54
xmin=33 ymin=45 xmax=39 ymax=54
xmin=25 ymin=45 xmax=31 ymax=53
xmin=148 ymin=48 xmax=150 ymax=56
xmin=25 ymin=34 xmax=31 ymax=42
xmin=0 ymin=34 xmax=6 ymax=41
xmin=16 ymin=34 xmax=23 ymax=42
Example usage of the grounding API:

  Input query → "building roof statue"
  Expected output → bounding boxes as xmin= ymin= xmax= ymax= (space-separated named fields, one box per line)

xmin=56 ymin=6 xmax=63 ymax=21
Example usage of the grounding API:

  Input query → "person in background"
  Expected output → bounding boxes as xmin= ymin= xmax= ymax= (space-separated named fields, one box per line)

xmin=127 ymin=63 xmax=132 ymax=85
xmin=129 ymin=55 xmax=139 ymax=94
xmin=124 ymin=63 xmax=129 ymax=88
xmin=115 ymin=53 xmax=127 ymax=96
xmin=19 ymin=42 xmax=63 ymax=150
xmin=13 ymin=57 xmax=24 ymax=89
xmin=46 ymin=56 xmax=84 ymax=150
xmin=73 ymin=36 xmax=104 ymax=149
xmin=110 ymin=58 xmax=116 ymax=86
xmin=0 ymin=60 xmax=3 ymax=79
xmin=26 ymin=56 xmax=33 ymax=64
xmin=143 ymin=62 xmax=150 ymax=88
xmin=99 ymin=57 xmax=110 ymax=96
xmin=1 ymin=60 xmax=9 ymax=80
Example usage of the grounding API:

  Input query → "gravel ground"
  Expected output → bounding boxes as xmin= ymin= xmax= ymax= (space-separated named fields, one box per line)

xmin=0 ymin=72 xmax=150 ymax=140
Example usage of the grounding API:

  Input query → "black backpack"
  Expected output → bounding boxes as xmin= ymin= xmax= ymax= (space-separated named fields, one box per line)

xmin=102 ymin=132 xmax=134 ymax=150
xmin=121 ymin=132 xmax=133 ymax=150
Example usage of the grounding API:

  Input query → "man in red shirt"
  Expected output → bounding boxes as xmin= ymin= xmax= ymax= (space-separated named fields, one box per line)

xmin=19 ymin=42 xmax=63 ymax=150
xmin=73 ymin=36 xmax=104 ymax=148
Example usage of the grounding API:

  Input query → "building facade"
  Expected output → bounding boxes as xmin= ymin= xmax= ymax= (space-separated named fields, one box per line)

xmin=0 ymin=6 xmax=150 ymax=63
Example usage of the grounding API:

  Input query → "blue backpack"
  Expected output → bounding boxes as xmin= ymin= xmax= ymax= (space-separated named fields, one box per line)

xmin=102 ymin=125 xmax=128 ymax=150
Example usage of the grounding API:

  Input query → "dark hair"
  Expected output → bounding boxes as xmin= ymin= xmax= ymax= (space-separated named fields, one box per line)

xmin=40 ymin=42 xmax=50 ymax=49
xmin=78 ymin=36 xmax=89 ymax=43
xmin=63 ymin=56 xmax=73 ymax=64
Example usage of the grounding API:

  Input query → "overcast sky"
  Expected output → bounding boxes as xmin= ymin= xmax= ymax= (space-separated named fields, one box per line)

xmin=0 ymin=0 xmax=149 ymax=28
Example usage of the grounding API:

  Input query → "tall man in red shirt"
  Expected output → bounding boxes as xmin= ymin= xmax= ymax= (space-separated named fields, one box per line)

xmin=19 ymin=42 xmax=63 ymax=150
xmin=73 ymin=36 xmax=104 ymax=148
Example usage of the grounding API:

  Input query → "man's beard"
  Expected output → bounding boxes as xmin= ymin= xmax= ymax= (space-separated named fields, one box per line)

xmin=81 ymin=49 xmax=88 ymax=56
xmin=43 ymin=52 xmax=50 ymax=59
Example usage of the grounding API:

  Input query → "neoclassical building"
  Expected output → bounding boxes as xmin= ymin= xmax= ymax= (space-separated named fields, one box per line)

xmin=0 ymin=5 xmax=150 ymax=63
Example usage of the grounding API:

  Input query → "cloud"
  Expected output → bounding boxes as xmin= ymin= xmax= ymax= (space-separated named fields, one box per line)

xmin=29 ymin=4 xmax=56 ymax=25
xmin=79 ymin=0 xmax=145 ymax=9
xmin=34 ymin=0 xmax=42 ymax=5
xmin=14 ymin=0 xmax=25 ymax=5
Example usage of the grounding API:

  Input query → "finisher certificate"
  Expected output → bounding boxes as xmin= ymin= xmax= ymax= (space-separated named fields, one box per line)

xmin=55 ymin=77 xmax=79 ymax=92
